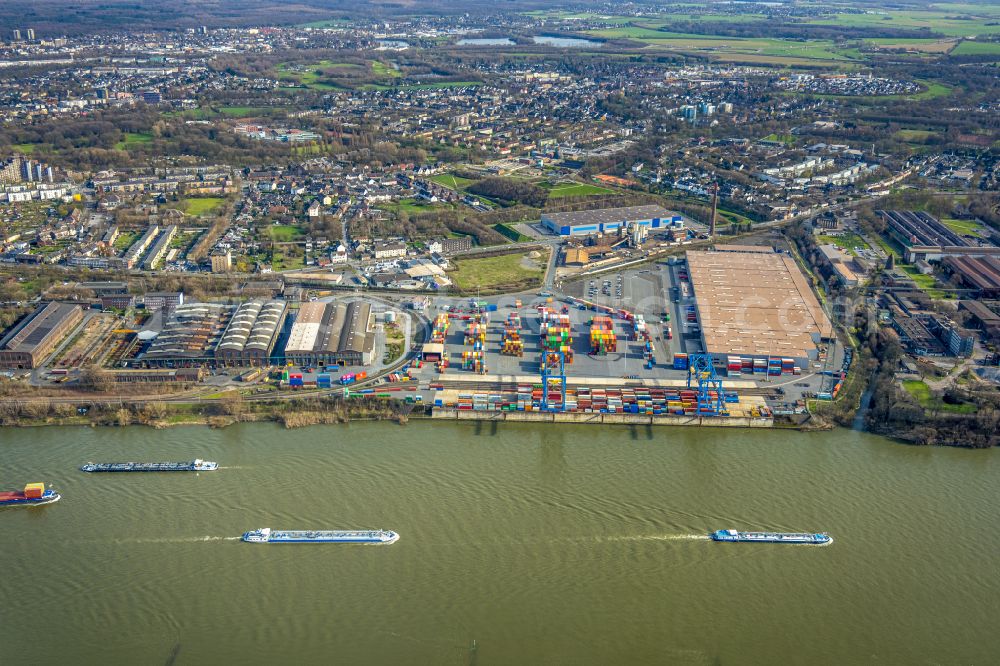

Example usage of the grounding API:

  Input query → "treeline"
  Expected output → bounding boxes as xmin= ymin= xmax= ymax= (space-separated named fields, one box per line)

xmin=467 ymin=177 xmax=548 ymax=208
xmin=659 ymin=21 xmax=944 ymax=41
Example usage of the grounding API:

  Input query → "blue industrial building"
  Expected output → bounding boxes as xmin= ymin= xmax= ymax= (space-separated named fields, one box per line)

xmin=541 ymin=205 xmax=683 ymax=237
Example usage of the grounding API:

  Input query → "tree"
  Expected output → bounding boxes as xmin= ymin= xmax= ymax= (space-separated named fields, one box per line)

xmin=80 ymin=365 xmax=114 ymax=393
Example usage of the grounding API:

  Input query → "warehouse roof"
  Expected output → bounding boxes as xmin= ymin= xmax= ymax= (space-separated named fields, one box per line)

xmin=284 ymin=301 xmax=375 ymax=356
xmin=543 ymin=205 xmax=673 ymax=228
xmin=216 ymin=300 xmax=287 ymax=355
xmin=687 ymin=250 xmax=834 ymax=359
xmin=0 ymin=302 xmax=82 ymax=354
xmin=143 ymin=303 xmax=232 ymax=359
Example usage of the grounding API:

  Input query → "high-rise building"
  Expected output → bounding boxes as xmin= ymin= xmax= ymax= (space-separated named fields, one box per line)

xmin=25 ymin=28 xmax=35 ymax=40
xmin=11 ymin=29 xmax=21 ymax=42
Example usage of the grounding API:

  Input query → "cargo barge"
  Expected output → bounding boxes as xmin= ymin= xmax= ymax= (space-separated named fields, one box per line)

xmin=242 ymin=528 xmax=399 ymax=544
xmin=80 ymin=459 xmax=218 ymax=473
xmin=710 ymin=529 xmax=831 ymax=545
xmin=0 ymin=483 xmax=60 ymax=507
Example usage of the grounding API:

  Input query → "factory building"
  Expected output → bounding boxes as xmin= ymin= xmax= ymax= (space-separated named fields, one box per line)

xmin=215 ymin=300 xmax=287 ymax=366
xmin=541 ymin=205 xmax=682 ymax=237
xmin=880 ymin=210 xmax=1000 ymax=263
xmin=686 ymin=249 xmax=834 ymax=369
xmin=140 ymin=303 xmax=234 ymax=367
xmin=283 ymin=300 xmax=376 ymax=367
xmin=0 ymin=302 xmax=83 ymax=368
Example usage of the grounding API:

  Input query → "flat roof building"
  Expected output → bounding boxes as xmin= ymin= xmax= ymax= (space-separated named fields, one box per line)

xmin=542 ymin=205 xmax=681 ymax=237
xmin=215 ymin=300 xmax=288 ymax=366
xmin=0 ymin=302 xmax=83 ymax=368
xmin=283 ymin=300 xmax=376 ymax=367
xmin=686 ymin=250 xmax=834 ymax=366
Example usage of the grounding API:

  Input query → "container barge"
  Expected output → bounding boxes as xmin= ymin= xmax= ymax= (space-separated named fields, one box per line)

xmin=80 ymin=459 xmax=218 ymax=473
xmin=242 ymin=528 xmax=399 ymax=544
xmin=0 ymin=483 xmax=60 ymax=507
xmin=711 ymin=529 xmax=831 ymax=545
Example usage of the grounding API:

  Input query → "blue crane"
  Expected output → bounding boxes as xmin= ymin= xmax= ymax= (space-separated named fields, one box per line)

xmin=686 ymin=353 xmax=727 ymax=416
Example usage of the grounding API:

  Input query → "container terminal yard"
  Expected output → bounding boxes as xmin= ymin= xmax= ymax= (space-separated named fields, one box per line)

xmin=1 ymin=241 xmax=846 ymax=427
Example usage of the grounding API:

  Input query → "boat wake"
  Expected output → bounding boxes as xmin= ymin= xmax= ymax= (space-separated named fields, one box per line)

xmin=110 ymin=536 xmax=242 ymax=544
xmin=596 ymin=534 xmax=711 ymax=542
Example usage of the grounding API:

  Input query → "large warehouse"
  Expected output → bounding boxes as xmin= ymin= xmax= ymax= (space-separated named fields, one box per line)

xmin=541 ymin=205 xmax=682 ymax=237
xmin=0 ymin=302 xmax=83 ymax=368
xmin=283 ymin=301 xmax=376 ymax=367
xmin=879 ymin=210 xmax=1000 ymax=263
xmin=686 ymin=249 xmax=834 ymax=367
xmin=215 ymin=300 xmax=288 ymax=366
xmin=141 ymin=303 xmax=234 ymax=367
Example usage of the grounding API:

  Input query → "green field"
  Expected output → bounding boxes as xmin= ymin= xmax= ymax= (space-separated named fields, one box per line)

xmin=941 ymin=218 xmax=984 ymax=238
xmin=449 ymin=252 xmax=543 ymax=291
xmin=763 ymin=133 xmax=795 ymax=145
xmin=11 ymin=143 xmax=37 ymax=154
xmin=113 ymin=231 xmax=139 ymax=252
xmin=371 ymin=60 xmax=401 ymax=78
xmin=895 ymin=129 xmax=939 ymax=143
xmin=493 ymin=223 xmax=530 ymax=242
xmin=384 ymin=198 xmax=442 ymax=215
xmin=276 ymin=60 xmax=359 ymax=90
xmin=545 ymin=182 xmax=614 ymax=198
xmin=267 ymin=224 xmax=306 ymax=242
xmin=181 ymin=197 xmax=226 ymax=217
xmin=429 ymin=173 xmax=477 ymax=190
xmin=816 ymin=232 xmax=869 ymax=255
xmin=114 ymin=132 xmax=154 ymax=151
xmin=901 ymin=380 xmax=978 ymax=414
xmin=951 ymin=40 xmax=1000 ymax=56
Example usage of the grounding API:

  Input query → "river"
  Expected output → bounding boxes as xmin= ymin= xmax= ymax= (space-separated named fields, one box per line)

xmin=2 ymin=422 xmax=998 ymax=664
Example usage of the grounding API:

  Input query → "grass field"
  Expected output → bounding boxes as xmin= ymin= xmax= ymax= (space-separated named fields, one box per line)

xmin=181 ymin=197 xmax=226 ymax=217
xmin=11 ymin=143 xmax=37 ymax=154
xmin=493 ymin=223 xmax=530 ymax=242
xmin=449 ymin=253 xmax=543 ymax=291
xmin=115 ymin=132 xmax=154 ymax=151
xmin=384 ymin=198 xmax=441 ymax=215
xmin=267 ymin=224 xmax=306 ymax=242
xmin=545 ymin=182 xmax=613 ymax=198
xmin=901 ymin=380 xmax=978 ymax=414
xmin=429 ymin=173 xmax=477 ymax=190
xmin=951 ymin=40 xmax=1000 ymax=56
xmin=276 ymin=60 xmax=358 ymax=90
xmin=763 ymin=133 xmax=795 ymax=145
xmin=940 ymin=217 xmax=984 ymax=238
xmin=816 ymin=232 xmax=869 ymax=255
xmin=371 ymin=60 xmax=401 ymax=78
xmin=895 ymin=129 xmax=939 ymax=143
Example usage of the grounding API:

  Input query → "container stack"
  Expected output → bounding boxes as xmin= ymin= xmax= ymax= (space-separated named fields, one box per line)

xmin=768 ymin=358 xmax=782 ymax=376
xmin=539 ymin=308 xmax=573 ymax=364
xmin=437 ymin=352 xmax=449 ymax=374
xmin=590 ymin=316 xmax=616 ymax=355
xmin=727 ymin=356 xmax=742 ymax=376
xmin=23 ymin=483 xmax=45 ymax=499
xmin=464 ymin=320 xmax=487 ymax=347
xmin=432 ymin=314 xmax=450 ymax=344
xmin=685 ymin=305 xmax=697 ymax=324
xmin=435 ymin=383 xmax=739 ymax=416
xmin=632 ymin=315 xmax=648 ymax=341
xmin=501 ymin=312 xmax=523 ymax=357
xmin=644 ymin=340 xmax=656 ymax=369
xmin=461 ymin=350 xmax=487 ymax=374
xmin=673 ymin=352 xmax=689 ymax=370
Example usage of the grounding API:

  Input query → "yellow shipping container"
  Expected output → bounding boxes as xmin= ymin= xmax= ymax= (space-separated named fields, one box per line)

xmin=23 ymin=482 xmax=45 ymax=498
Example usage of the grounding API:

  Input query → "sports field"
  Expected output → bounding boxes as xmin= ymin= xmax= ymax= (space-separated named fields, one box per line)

xmin=546 ymin=183 xmax=614 ymax=198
